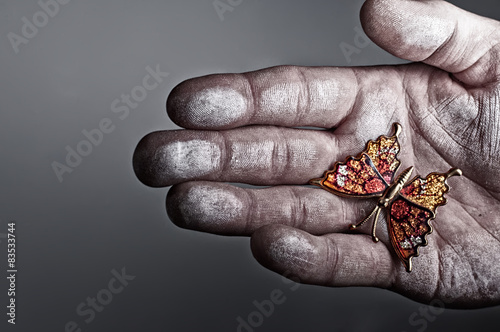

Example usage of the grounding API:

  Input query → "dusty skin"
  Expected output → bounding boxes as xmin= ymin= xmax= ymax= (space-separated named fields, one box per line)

xmin=133 ymin=0 xmax=500 ymax=308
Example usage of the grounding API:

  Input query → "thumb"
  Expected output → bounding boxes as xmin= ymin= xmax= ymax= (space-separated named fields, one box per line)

xmin=361 ymin=0 xmax=500 ymax=86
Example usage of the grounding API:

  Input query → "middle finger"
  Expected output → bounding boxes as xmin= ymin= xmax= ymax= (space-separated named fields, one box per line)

xmin=133 ymin=125 xmax=340 ymax=187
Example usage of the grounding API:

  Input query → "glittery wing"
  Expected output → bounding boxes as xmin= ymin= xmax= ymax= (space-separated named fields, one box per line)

xmin=399 ymin=169 xmax=461 ymax=215
xmin=389 ymin=168 xmax=462 ymax=272
xmin=309 ymin=153 xmax=388 ymax=197
xmin=309 ymin=123 xmax=403 ymax=197
xmin=387 ymin=197 xmax=433 ymax=272
xmin=364 ymin=122 xmax=402 ymax=183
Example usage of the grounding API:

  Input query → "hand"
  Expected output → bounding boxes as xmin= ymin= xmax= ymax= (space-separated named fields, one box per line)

xmin=133 ymin=0 xmax=500 ymax=308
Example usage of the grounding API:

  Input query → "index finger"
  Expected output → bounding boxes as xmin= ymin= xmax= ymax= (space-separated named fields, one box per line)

xmin=167 ymin=66 xmax=358 ymax=130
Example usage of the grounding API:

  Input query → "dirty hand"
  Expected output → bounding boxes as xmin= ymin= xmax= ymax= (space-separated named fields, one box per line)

xmin=133 ymin=0 xmax=500 ymax=308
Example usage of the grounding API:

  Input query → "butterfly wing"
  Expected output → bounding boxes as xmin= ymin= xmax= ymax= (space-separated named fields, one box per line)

xmin=309 ymin=123 xmax=403 ymax=197
xmin=309 ymin=153 xmax=388 ymax=197
xmin=364 ymin=122 xmax=402 ymax=183
xmin=387 ymin=197 xmax=433 ymax=272
xmin=399 ymin=170 xmax=461 ymax=214
xmin=388 ymin=168 xmax=462 ymax=271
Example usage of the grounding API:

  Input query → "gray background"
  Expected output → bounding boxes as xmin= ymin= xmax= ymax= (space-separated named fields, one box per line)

xmin=1 ymin=0 xmax=499 ymax=331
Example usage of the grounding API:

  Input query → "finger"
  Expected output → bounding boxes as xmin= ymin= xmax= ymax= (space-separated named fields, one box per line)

xmin=133 ymin=126 xmax=338 ymax=187
xmin=250 ymin=224 xmax=396 ymax=287
xmin=361 ymin=0 xmax=500 ymax=86
xmin=167 ymin=65 xmax=359 ymax=130
xmin=166 ymin=181 xmax=376 ymax=236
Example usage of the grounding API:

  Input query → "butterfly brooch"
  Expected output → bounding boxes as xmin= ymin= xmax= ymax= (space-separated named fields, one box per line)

xmin=309 ymin=123 xmax=461 ymax=272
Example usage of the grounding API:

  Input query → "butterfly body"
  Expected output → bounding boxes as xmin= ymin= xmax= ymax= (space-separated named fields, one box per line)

xmin=309 ymin=123 xmax=461 ymax=272
xmin=374 ymin=165 xmax=414 ymax=208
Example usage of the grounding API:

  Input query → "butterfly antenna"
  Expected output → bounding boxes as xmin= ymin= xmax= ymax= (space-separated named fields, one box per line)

xmin=350 ymin=205 xmax=378 ymax=229
xmin=445 ymin=168 xmax=462 ymax=179
xmin=370 ymin=208 xmax=382 ymax=243
xmin=392 ymin=122 xmax=402 ymax=137
xmin=350 ymin=205 xmax=381 ymax=242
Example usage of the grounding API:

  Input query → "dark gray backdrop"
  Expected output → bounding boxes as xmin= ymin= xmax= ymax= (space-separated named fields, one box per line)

xmin=1 ymin=0 xmax=499 ymax=331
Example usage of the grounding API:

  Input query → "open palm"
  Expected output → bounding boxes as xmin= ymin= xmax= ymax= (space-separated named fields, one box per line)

xmin=133 ymin=0 xmax=500 ymax=308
